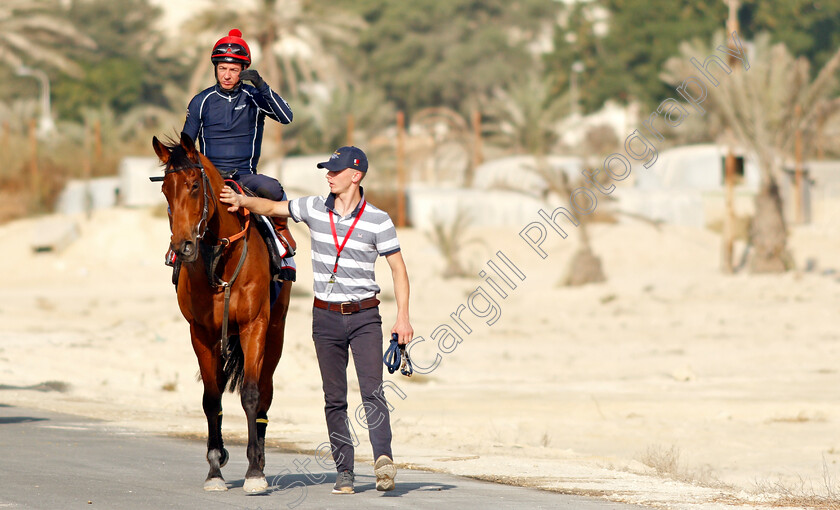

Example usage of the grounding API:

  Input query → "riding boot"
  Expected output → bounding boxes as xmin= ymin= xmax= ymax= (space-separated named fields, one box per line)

xmin=271 ymin=217 xmax=296 ymax=282
xmin=272 ymin=217 xmax=296 ymax=256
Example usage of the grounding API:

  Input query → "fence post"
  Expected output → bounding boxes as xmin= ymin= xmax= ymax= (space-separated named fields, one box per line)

xmin=347 ymin=114 xmax=355 ymax=147
xmin=396 ymin=111 xmax=406 ymax=227
xmin=28 ymin=118 xmax=40 ymax=207
xmin=794 ymin=104 xmax=803 ymax=224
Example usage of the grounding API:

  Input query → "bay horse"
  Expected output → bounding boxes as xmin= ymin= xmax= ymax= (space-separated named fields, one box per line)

xmin=151 ymin=132 xmax=291 ymax=493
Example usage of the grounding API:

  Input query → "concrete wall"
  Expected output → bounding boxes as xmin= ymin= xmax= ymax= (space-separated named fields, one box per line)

xmin=55 ymin=177 xmax=120 ymax=215
xmin=624 ymin=144 xmax=764 ymax=226
xmin=471 ymin=155 xmax=583 ymax=194
xmin=635 ymin=144 xmax=761 ymax=192
xmin=273 ymin=155 xmax=331 ymax=198
xmin=119 ymin=157 xmax=166 ymax=207
xmin=807 ymin=160 xmax=840 ymax=198
xmin=617 ymin=189 xmax=706 ymax=227
xmin=406 ymin=185 xmax=546 ymax=231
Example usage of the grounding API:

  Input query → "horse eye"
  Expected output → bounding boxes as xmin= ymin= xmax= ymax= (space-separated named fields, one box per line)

xmin=191 ymin=181 xmax=200 ymax=191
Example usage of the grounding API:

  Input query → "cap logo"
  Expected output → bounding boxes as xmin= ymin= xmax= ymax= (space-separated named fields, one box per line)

xmin=353 ymin=159 xmax=360 ymax=166
xmin=330 ymin=151 xmax=340 ymax=159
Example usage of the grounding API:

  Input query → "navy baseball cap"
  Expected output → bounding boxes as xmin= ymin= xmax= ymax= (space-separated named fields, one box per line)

xmin=317 ymin=146 xmax=369 ymax=172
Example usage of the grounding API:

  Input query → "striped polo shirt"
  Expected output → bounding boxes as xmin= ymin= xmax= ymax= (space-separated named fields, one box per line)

xmin=288 ymin=188 xmax=400 ymax=302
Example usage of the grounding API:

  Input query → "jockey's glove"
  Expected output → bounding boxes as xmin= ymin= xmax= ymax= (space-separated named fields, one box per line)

xmin=240 ymin=69 xmax=266 ymax=88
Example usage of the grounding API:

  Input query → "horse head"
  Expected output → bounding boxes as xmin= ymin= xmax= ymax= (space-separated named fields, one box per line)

xmin=153 ymin=132 xmax=220 ymax=263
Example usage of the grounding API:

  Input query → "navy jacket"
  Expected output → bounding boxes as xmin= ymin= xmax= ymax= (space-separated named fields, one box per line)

xmin=183 ymin=82 xmax=293 ymax=174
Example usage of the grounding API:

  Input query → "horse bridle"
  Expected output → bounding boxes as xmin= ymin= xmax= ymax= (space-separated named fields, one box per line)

xmin=151 ymin=161 xmax=212 ymax=242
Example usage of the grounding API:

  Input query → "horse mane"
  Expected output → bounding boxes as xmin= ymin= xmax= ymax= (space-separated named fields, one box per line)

xmin=160 ymin=136 xmax=196 ymax=171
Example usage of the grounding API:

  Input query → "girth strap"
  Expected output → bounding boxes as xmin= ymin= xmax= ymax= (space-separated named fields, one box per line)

xmin=221 ymin=237 xmax=248 ymax=355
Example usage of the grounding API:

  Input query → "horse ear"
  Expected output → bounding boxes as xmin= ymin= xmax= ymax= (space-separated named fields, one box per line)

xmin=152 ymin=136 xmax=170 ymax=164
xmin=180 ymin=131 xmax=198 ymax=160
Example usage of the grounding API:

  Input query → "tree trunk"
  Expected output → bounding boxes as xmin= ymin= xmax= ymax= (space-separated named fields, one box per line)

xmin=749 ymin=177 xmax=793 ymax=273
xmin=565 ymin=246 xmax=607 ymax=286
xmin=564 ymin=223 xmax=606 ymax=286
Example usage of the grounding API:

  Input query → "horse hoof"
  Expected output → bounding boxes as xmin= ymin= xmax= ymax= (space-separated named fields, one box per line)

xmin=203 ymin=478 xmax=228 ymax=491
xmin=243 ymin=477 xmax=268 ymax=493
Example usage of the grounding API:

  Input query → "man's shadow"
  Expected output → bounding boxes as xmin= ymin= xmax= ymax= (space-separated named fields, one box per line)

xmin=229 ymin=470 xmax=455 ymax=497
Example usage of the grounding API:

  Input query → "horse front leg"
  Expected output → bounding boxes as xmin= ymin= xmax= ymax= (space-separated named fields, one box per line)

xmin=191 ymin=325 xmax=229 ymax=491
xmin=255 ymin=281 xmax=292 ymax=472
xmin=239 ymin=318 xmax=270 ymax=493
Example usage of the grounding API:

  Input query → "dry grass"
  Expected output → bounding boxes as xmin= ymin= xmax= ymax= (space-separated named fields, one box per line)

xmin=753 ymin=459 xmax=840 ymax=509
xmin=0 ymin=124 xmax=128 ymax=224
xmin=639 ymin=444 xmax=722 ymax=488
xmin=639 ymin=447 xmax=840 ymax=508
xmin=767 ymin=411 xmax=828 ymax=424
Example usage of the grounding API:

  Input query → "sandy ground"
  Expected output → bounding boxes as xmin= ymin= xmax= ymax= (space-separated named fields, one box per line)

xmin=1 ymin=198 xmax=839 ymax=509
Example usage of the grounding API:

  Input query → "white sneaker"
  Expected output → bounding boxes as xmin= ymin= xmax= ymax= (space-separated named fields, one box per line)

xmin=374 ymin=455 xmax=396 ymax=491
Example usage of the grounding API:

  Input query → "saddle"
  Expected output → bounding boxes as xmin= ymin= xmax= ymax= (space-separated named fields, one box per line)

xmin=227 ymin=180 xmax=296 ymax=283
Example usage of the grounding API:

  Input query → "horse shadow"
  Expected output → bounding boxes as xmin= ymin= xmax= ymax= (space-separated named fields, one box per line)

xmin=0 ymin=402 xmax=51 ymax=424
xmin=0 ymin=416 xmax=49 ymax=425
xmin=228 ymin=470 xmax=456 ymax=497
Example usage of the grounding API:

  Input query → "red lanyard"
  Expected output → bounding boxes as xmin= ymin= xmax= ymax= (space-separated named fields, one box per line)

xmin=329 ymin=201 xmax=366 ymax=274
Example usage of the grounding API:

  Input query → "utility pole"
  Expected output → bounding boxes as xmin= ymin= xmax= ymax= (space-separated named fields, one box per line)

xmin=721 ymin=0 xmax=739 ymax=273
xmin=794 ymin=104 xmax=804 ymax=224
xmin=469 ymin=109 xmax=483 ymax=187
xmin=83 ymin=120 xmax=93 ymax=218
xmin=28 ymin=119 xmax=39 ymax=207
xmin=94 ymin=119 xmax=103 ymax=164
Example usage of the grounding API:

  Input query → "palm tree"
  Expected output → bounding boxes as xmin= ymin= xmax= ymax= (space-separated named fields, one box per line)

xmin=184 ymin=0 xmax=363 ymax=99
xmin=664 ymin=32 xmax=840 ymax=273
xmin=425 ymin=208 xmax=484 ymax=279
xmin=485 ymin=71 xmax=567 ymax=157
xmin=485 ymin=70 xmax=607 ymax=286
xmin=409 ymin=107 xmax=474 ymax=186
xmin=0 ymin=0 xmax=95 ymax=76
xmin=286 ymin=84 xmax=395 ymax=154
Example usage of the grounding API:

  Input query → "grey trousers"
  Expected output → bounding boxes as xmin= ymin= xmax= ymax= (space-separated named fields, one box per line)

xmin=312 ymin=306 xmax=393 ymax=472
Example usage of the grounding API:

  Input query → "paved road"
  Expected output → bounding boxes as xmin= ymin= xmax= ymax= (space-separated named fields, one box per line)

xmin=0 ymin=404 xmax=645 ymax=509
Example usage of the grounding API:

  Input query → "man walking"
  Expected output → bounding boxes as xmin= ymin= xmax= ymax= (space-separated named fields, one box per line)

xmin=220 ymin=146 xmax=413 ymax=494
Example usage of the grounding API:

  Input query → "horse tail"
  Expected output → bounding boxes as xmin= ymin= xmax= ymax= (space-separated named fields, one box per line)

xmin=222 ymin=335 xmax=245 ymax=393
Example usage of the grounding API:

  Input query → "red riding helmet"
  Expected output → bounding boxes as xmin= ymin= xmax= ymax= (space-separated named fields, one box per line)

xmin=211 ymin=29 xmax=251 ymax=67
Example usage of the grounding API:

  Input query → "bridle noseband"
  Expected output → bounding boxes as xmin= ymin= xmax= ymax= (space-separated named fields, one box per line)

xmin=155 ymin=161 xmax=213 ymax=242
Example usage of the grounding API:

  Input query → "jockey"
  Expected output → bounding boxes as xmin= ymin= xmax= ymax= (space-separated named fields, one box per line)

xmin=168 ymin=29 xmax=296 ymax=280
